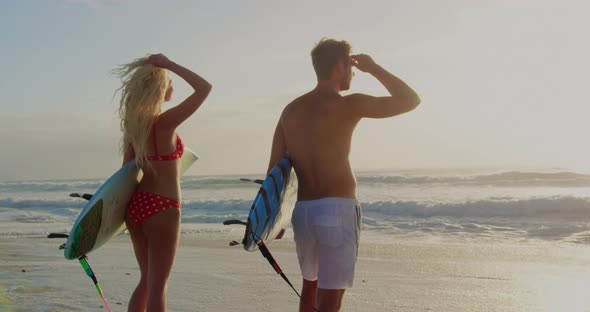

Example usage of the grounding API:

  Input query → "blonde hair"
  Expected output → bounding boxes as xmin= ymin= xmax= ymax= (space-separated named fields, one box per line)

xmin=113 ymin=57 xmax=170 ymax=172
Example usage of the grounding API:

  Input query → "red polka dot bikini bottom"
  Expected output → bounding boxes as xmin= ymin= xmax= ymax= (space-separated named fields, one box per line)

xmin=128 ymin=191 xmax=181 ymax=225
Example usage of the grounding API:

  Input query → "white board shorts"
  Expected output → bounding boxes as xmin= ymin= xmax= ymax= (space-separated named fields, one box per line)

xmin=291 ymin=197 xmax=361 ymax=289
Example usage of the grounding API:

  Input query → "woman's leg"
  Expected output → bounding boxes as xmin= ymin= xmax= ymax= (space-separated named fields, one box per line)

xmin=126 ymin=218 xmax=149 ymax=312
xmin=142 ymin=207 xmax=181 ymax=312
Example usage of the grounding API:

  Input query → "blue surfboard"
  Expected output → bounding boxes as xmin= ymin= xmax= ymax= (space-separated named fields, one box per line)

xmin=225 ymin=156 xmax=297 ymax=251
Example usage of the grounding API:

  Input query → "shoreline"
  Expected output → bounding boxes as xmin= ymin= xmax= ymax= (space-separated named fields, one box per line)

xmin=2 ymin=226 xmax=590 ymax=311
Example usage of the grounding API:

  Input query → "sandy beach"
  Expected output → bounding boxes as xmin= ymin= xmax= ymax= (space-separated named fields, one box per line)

xmin=3 ymin=1 xmax=590 ymax=311
xmin=1 ymin=223 xmax=590 ymax=312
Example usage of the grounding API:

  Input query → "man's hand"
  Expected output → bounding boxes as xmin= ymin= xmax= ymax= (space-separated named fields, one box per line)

xmin=351 ymin=54 xmax=378 ymax=73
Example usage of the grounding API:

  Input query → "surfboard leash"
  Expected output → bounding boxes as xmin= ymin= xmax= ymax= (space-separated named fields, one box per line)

xmin=252 ymin=232 xmax=321 ymax=312
xmin=47 ymin=235 xmax=110 ymax=311
xmin=78 ymin=256 xmax=112 ymax=312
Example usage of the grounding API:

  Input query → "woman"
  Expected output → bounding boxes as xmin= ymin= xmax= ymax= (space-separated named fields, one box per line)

xmin=114 ymin=53 xmax=211 ymax=311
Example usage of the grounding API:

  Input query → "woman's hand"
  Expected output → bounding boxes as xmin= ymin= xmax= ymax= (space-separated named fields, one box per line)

xmin=148 ymin=53 xmax=173 ymax=69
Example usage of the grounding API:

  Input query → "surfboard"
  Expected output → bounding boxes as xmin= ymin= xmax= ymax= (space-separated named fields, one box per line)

xmin=64 ymin=148 xmax=198 ymax=260
xmin=225 ymin=156 xmax=297 ymax=251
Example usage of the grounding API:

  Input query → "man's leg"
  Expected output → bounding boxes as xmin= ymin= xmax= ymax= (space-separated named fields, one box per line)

xmin=299 ymin=279 xmax=318 ymax=312
xmin=317 ymin=288 xmax=345 ymax=312
xmin=314 ymin=200 xmax=360 ymax=312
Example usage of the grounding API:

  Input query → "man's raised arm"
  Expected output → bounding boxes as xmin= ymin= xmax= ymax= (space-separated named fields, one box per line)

xmin=346 ymin=54 xmax=421 ymax=119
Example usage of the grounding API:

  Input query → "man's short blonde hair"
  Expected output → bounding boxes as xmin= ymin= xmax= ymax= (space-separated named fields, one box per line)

xmin=311 ymin=38 xmax=352 ymax=80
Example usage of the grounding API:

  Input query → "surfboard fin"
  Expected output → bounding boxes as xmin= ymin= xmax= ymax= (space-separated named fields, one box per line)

xmin=223 ymin=220 xmax=247 ymax=247
xmin=69 ymin=193 xmax=94 ymax=201
xmin=239 ymin=178 xmax=264 ymax=185
xmin=47 ymin=233 xmax=68 ymax=250
xmin=274 ymin=228 xmax=286 ymax=240
xmin=48 ymin=233 xmax=69 ymax=239
xmin=223 ymin=219 xmax=247 ymax=226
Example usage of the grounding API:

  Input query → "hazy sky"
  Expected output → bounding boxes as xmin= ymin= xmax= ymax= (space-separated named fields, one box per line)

xmin=1 ymin=0 xmax=589 ymax=181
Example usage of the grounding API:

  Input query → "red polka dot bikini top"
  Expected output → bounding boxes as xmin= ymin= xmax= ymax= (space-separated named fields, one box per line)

xmin=144 ymin=118 xmax=184 ymax=161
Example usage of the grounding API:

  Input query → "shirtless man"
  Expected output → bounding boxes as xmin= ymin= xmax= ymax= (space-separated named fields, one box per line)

xmin=266 ymin=38 xmax=421 ymax=312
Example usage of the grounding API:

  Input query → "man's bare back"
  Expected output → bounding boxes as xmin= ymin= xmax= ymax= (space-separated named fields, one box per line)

xmin=280 ymin=90 xmax=359 ymax=200
xmin=268 ymin=54 xmax=421 ymax=202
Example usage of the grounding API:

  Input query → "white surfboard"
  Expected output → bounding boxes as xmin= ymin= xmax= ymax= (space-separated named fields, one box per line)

xmin=64 ymin=148 xmax=198 ymax=260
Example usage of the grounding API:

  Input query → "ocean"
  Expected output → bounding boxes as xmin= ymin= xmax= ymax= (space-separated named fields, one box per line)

xmin=1 ymin=168 xmax=590 ymax=244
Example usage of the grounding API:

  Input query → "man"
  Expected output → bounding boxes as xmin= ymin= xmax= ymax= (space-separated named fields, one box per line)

xmin=266 ymin=38 xmax=421 ymax=312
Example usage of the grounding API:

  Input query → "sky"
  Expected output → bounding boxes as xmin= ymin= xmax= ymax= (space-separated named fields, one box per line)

xmin=0 ymin=0 xmax=589 ymax=181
